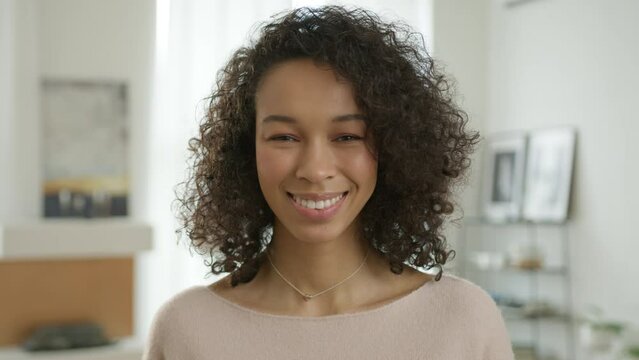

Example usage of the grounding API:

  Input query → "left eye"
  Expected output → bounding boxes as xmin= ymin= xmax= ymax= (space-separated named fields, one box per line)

xmin=335 ymin=135 xmax=362 ymax=142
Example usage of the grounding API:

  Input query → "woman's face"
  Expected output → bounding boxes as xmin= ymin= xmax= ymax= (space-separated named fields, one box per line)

xmin=255 ymin=58 xmax=377 ymax=244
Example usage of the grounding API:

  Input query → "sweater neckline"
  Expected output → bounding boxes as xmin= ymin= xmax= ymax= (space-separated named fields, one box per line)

xmin=203 ymin=273 xmax=444 ymax=321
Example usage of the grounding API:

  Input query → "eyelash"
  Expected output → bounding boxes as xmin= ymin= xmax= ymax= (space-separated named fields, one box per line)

xmin=269 ymin=135 xmax=363 ymax=142
xmin=336 ymin=135 xmax=363 ymax=142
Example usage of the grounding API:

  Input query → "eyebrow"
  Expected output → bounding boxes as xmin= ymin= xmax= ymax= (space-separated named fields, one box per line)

xmin=261 ymin=114 xmax=367 ymax=124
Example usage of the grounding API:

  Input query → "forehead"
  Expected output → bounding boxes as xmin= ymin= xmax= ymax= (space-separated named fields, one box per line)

xmin=255 ymin=59 xmax=360 ymax=121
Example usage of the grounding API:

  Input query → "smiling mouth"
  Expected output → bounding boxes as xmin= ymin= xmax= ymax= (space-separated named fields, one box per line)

xmin=286 ymin=192 xmax=348 ymax=210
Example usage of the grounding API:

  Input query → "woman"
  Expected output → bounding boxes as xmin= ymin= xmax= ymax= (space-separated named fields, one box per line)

xmin=144 ymin=6 xmax=513 ymax=359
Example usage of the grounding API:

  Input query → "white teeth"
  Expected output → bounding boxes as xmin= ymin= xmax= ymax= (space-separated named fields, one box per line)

xmin=317 ymin=200 xmax=328 ymax=209
xmin=292 ymin=193 xmax=344 ymax=209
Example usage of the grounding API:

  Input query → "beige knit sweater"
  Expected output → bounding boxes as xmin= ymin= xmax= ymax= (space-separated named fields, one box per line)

xmin=143 ymin=274 xmax=514 ymax=360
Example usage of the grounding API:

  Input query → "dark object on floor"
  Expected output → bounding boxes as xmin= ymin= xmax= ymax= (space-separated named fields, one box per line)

xmin=22 ymin=323 xmax=112 ymax=351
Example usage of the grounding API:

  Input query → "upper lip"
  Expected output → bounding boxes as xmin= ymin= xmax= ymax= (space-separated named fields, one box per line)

xmin=287 ymin=192 xmax=347 ymax=201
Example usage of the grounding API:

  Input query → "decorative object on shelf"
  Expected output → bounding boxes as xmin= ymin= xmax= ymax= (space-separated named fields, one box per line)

xmin=579 ymin=305 xmax=626 ymax=354
xmin=503 ymin=0 xmax=544 ymax=9
xmin=521 ymin=300 xmax=560 ymax=318
xmin=623 ymin=346 xmax=639 ymax=360
xmin=512 ymin=345 xmax=537 ymax=360
xmin=41 ymin=80 xmax=129 ymax=218
xmin=507 ymin=242 xmax=545 ymax=270
xmin=467 ymin=250 xmax=507 ymax=270
xmin=494 ymin=293 xmax=565 ymax=320
xmin=22 ymin=323 xmax=112 ymax=351
xmin=620 ymin=328 xmax=639 ymax=360
xmin=490 ymin=292 xmax=525 ymax=308
xmin=481 ymin=131 xmax=527 ymax=223
xmin=580 ymin=321 xmax=624 ymax=353
xmin=522 ymin=127 xmax=576 ymax=223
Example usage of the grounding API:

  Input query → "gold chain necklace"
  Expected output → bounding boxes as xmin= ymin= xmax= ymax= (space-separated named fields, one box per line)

xmin=265 ymin=248 xmax=370 ymax=302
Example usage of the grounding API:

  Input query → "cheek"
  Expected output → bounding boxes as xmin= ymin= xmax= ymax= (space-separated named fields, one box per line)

xmin=345 ymin=150 xmax=378 ymax=189
xmin=256 ymin=146 xmax=290 ymax=188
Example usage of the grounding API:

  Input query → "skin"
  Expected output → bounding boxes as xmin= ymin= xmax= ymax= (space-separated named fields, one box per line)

xmin=210 ymin=59 xmax=431 ymax=316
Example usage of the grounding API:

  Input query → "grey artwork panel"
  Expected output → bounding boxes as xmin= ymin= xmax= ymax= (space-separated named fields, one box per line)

xmin=42 ymin=80 xmax=128 ymax=180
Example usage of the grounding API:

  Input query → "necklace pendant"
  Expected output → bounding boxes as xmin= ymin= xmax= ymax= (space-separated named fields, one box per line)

xmin=266 ymin=248 xmax=370 ymax=304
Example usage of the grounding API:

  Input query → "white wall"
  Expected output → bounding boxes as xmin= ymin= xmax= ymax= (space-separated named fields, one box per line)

xmin=487 ymin=0 xmax=639 ymax=322
xmin=434 ymin=0 xmax=639 ymax=357
xmin=2 ymin=0 xmax=156 ymax=344
xmin=432 ymin=0 xmax=489 ymax=219
xmin=0 ymin=0 xmax=39 ymax=221
xmin=0 ymin=0 xmax=14 ymax=220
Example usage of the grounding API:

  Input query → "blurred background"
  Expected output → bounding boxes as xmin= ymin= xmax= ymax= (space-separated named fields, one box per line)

xmin=0 ymin=0 xmax=637 ymax=359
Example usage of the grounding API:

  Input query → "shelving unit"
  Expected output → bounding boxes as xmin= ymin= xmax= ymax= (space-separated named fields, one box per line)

xmin=0 ymin=220 xmax=152 ymax=260
xmin=0 ymin=220 xmax=152 ymax=349
xmin=458 ymin=218 xmax=576 ymax=360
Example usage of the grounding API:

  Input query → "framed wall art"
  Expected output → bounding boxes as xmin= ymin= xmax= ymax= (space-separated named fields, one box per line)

xmin=522 ymin=127 xmax=576 ymax=223
xmin=481 ymin=131 xmax=528 ymax=223
xmin=41 ymin=79 xmax=129 ymax=218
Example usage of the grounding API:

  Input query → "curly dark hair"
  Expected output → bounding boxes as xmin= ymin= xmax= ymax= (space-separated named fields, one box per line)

xmin=176 ymin=5 xmax=479 ymax=287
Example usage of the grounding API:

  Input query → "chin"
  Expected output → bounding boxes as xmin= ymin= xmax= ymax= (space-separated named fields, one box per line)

xmin=295 ymin=228 xmax=346 ymax=243
xmin=282 ymin=222 xmax=354 ymax=245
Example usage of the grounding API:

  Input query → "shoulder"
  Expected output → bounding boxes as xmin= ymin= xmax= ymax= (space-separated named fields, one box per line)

xmin=143 ymin=286 xmax=213 ymax=360
xmin=428 ymin=274 xmax=514 ymax=359
xmin=146 ymin=287 xmax=199 ymax=333
xmin=150 ymin=285 xmax=217 ymax=327
xmin=433 ymin=273 xmax=498 ymax=307
xmin=429 ymin=273 xmax=503 ymax=321
xmin=415 ymin=273 xmax=507 ymax=339
xmin=145 ymin=285 xmax=224 ymax=343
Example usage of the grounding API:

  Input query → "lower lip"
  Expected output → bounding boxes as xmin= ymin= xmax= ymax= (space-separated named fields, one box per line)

xmin=287 ymin=192 xmax=348 ymax=221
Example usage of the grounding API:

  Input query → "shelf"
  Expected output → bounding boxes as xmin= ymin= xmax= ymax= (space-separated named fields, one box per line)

xmin=510 ymin=266 xmax=567 ymax=275
xmin=503 ymin=313 xmax=574 ymax=323
xmin=0 ymin=220 xmax=152 ymax=260
xmin=500 ymin=306 xmax=574 ymax=323
xmin=462 ymin=217 xmax=568 ymax=227
xmin=468 ymin=263 xmax=568 ymax=275
xmin=0 ymin=338 xmax=142 ymax=360
xmin=459 ymin=216 xmax=574 ymax=359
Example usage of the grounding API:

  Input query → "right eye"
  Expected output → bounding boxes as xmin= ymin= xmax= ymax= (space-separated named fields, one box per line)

xmin=269 ymin=135 xmax=298 ymax=142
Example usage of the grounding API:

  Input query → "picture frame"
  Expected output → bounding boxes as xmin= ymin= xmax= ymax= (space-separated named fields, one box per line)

xmin=41 ymin=79 xmax=129 ymax=218
xmin=481 ymin=131 xmax=528 ymax=223
xmin=522 ymin=127 xmax=576 ymax=223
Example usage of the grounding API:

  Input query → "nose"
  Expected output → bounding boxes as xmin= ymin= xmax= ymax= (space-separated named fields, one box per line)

xmin=295 ymin=140 xmax=336 ymax=183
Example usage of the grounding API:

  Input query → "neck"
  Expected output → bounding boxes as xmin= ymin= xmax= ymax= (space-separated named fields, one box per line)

xmin=268 ymin=223 xmax=370 ymax=290
xmin=258 ymin=220 xmax=386 ymax=313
